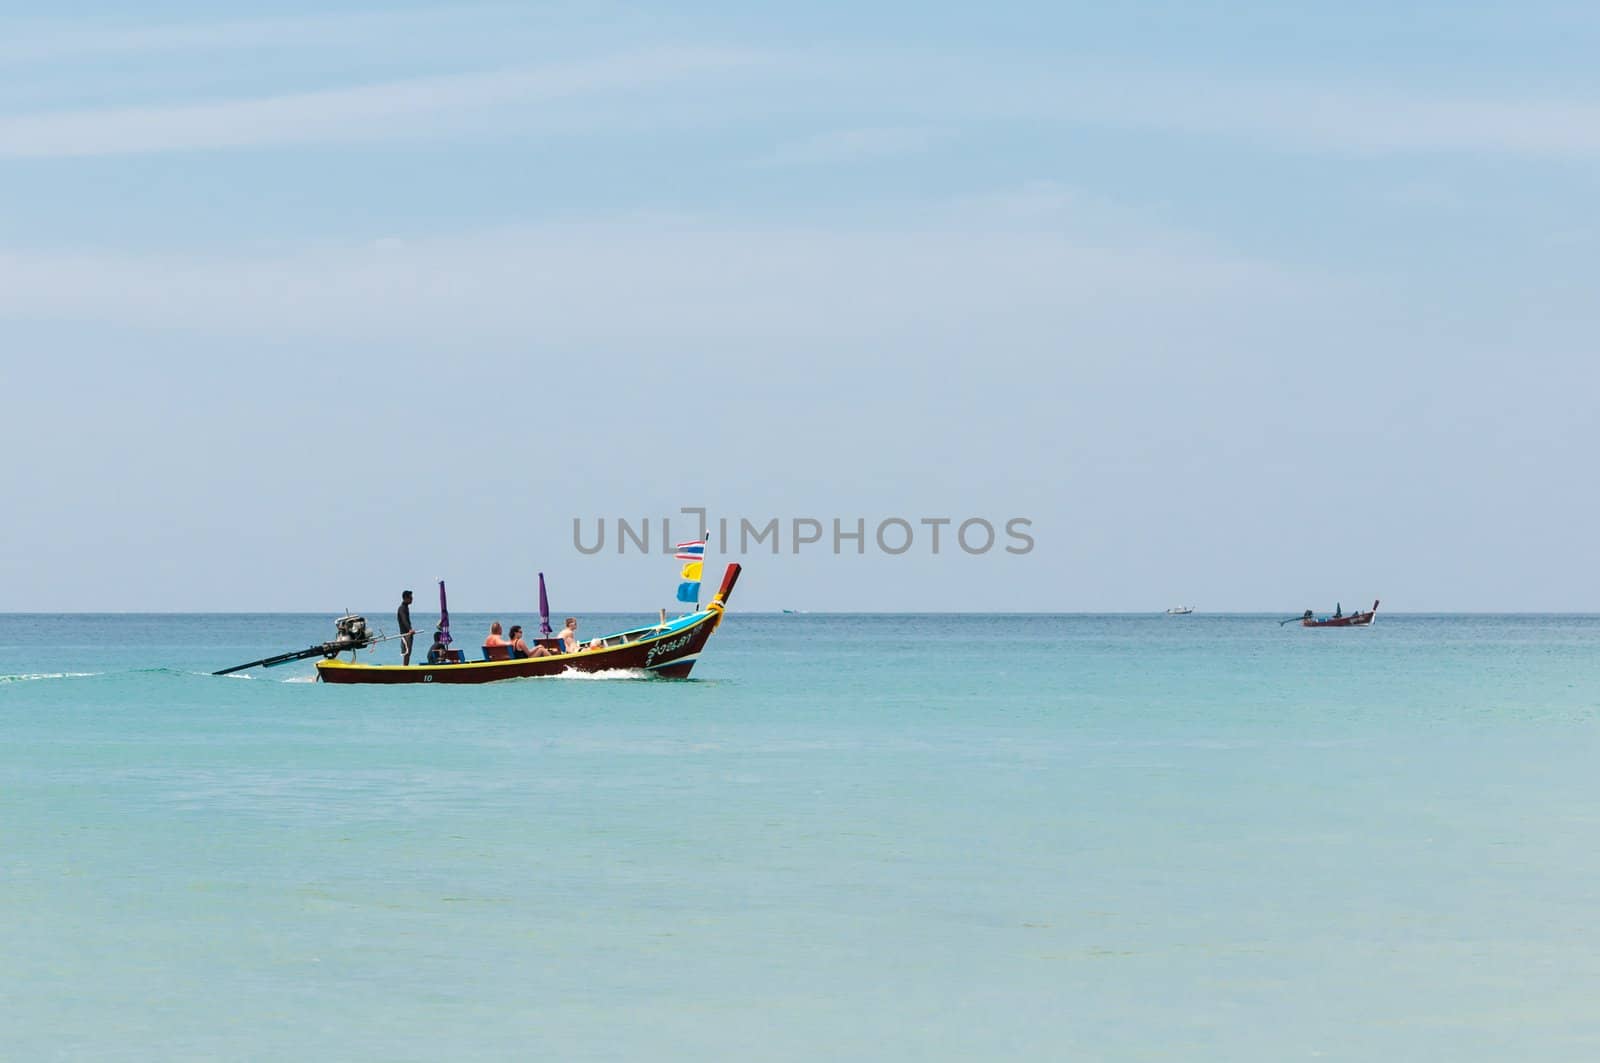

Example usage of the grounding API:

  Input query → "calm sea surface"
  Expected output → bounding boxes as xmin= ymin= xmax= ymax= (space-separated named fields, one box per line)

xmin=3 ymin=612 xmax=1599 ymax=1060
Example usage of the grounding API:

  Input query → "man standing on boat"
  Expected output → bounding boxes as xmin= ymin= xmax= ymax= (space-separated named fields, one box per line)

xmin=397 ymin=590 xmax=416 ymax=666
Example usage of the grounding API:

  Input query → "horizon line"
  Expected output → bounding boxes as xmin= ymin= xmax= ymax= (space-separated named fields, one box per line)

xmin=3 ymin=610 xmax=1599 ymax=618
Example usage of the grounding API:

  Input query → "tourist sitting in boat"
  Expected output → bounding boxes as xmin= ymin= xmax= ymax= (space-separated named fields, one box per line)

xmin=426 ymin=627 xmax=450 ymax=665
xmin=558 ymin=617 xmax=579 ymax=654
xmin=508 ymin=625 xmax=554 ymax=659
xmin=481 ymin=622 xmax=513 ymax=661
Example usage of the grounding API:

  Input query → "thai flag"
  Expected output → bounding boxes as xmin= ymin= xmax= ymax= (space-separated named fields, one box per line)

xmin=675 ymin=539 xmax=705 ymax=561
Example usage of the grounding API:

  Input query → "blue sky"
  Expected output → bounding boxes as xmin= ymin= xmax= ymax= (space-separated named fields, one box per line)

xmin=1 ymin=2 xmax=1596 ymax=612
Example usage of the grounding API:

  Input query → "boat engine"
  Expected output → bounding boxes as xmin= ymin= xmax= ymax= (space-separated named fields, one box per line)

xmin=214 ymin=613 xmax=377 ymax=675
xmin=327 ymin=614 xmax=371 ymax=655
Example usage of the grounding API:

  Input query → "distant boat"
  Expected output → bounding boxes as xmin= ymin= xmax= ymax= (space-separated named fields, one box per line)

xmin=1298 ymin=599 xmax=1379 ymax=628
xmin=1165 ymin=606 xmax=1195 ymax=615
xmin=781 ymin=609 xmax=806 ymax=615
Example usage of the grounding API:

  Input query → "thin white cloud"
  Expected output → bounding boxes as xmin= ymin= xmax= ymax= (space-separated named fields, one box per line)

xmin=4 ymin=26 xmax=1597 ymax=161
xmin=745 ymin=50 xmax=1600 ymax=160
xmin=754 ymin=126 xmax=948 ymax=167
xmin=0 ymin=6 xmax=576 ymax=63
xmin=0 ymin=207 xmax=1311 ymax=354
xmin=933 ymin=58 xmax=1600 ymax=158
xmin=1109 ymin=76 xmax=1600 ymax=157
xmin=0 ymin=47 xmax=757 ymax=158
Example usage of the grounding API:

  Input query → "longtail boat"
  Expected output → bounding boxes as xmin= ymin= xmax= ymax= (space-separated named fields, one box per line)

xmin=1300 ymin=599 xmax=1379 ymax=628
xmin=318 ymin=563 xmax=740 ymax=684
xmin=214 ymin=561 xmax=741 ymax=684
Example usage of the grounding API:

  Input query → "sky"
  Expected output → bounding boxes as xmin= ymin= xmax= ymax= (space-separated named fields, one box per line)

xmin=1 ymin=2 xmax=1596 ymax=613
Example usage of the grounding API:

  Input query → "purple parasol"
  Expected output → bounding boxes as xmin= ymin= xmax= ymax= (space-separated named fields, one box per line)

xmin=437 ymin=580 xmax=452 ymax=645
xmin=538 ymin=572 xmax=551 ymax=636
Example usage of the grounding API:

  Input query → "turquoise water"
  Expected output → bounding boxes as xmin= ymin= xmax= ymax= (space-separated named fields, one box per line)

xmin=4 ymin=613 xmax=1600 ymax=1060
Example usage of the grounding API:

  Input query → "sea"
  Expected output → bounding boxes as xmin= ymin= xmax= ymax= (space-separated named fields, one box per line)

xmin=3 ymin=612 xmax=1599 ymax=1061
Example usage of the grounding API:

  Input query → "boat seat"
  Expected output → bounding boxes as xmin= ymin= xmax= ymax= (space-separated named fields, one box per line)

xmin=481 ymin=645 xmax=511 ymax=661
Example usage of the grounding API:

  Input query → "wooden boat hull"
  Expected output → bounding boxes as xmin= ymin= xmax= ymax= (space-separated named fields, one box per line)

xmin=1302 ymin=599 xmax=1380 ymax=628
xmin=316 ymin=608 xmax=719 ymax=684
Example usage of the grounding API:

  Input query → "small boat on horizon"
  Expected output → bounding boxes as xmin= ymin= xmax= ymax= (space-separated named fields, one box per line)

xmin=1294 ymin=599 xmax=1379 ymax=628
xmin=1165 ymin=606 xmax=1195 ymax=615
